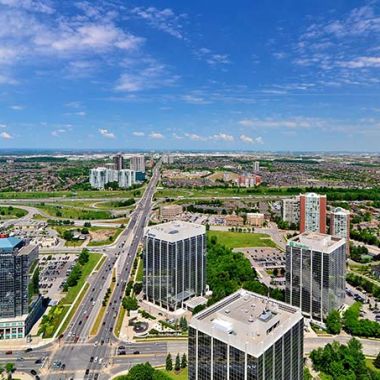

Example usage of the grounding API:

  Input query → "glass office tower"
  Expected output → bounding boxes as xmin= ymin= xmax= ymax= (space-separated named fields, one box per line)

xmin=0 ymin=236 xmax=40 ymax=340
xmin=285 ymin=232 xmax=346 ymax=321
xmin=143 ymin=221 xmax=206 ymax=311
xmin=189 ymin=289 xmax=304 ymax=380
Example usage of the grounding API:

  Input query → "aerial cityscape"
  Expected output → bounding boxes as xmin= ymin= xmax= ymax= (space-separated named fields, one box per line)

xmin=1 ymin=1 xmax=380 ymax=380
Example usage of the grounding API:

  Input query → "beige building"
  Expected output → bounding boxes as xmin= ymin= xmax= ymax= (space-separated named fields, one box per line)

xmin=160 ymin=204 xmax=183 ymax=221
xmin=246 ymin=212 xmax=265 ymax=227
xmin=225 ymin=214 xmax=244 ymax=226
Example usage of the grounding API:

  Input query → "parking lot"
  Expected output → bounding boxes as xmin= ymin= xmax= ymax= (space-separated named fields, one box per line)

xmin=39 ymin=254 xmax=78 ymax=301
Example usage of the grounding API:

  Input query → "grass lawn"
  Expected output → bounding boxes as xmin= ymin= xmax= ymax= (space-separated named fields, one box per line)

xmin=135 ymin=257 xmax=143 ymax=282
xmin=208 ymin=230 xmax=276 ymax=248
xmin=0 ymin=206 xmax=27 ymax=219
xmin=87 ymin=227 xmax=123 ymax=247
xmin=366 ymin=358 xmax=380 ymax=374
xmin=159 ymin=369 xmax=188 ymax=380
xmin=0 ymin=187 xmax=145 ymax=200
xmin=61 ymin=253 xmax=102 ymax=304
xmin=36 ymin=204 xmax=112 ymax=220
xmin=114 ymin=306 xmax=126 ymax=338
xmin=90 ymin=271 xmax=116 ymax=335
xmin=57 ymin=282 xmax=89 ymax=337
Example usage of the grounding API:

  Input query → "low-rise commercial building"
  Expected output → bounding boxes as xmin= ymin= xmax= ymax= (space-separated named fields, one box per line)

xmin=161 ymin=204 xmax=183 ymax=221
xmin=246 ymin=212 xmax=265 ymax=227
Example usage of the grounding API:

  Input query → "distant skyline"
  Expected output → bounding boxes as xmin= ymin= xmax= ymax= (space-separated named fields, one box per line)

xmin=0 ymin=0 xmax=380 ymax=151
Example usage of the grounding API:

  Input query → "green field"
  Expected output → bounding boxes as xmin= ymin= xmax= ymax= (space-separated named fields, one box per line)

xmin=0 ymin=206 xmax=27 ymax=219
xmin=37 ymin=204 xmax=112 ymax=220
xmin=159 ymin=369 xmax=188 ymax=380
xmin=0 ymin=187 xmax=144 ymax=200
xmin=208 ymin=230 xmax=276 ymax=248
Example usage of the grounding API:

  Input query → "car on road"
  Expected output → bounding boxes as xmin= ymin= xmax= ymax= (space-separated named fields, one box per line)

xmin=25 ymin=348 xmax=33 ymax=352
xmin=133 ymin=350 xmax=140 ymax=355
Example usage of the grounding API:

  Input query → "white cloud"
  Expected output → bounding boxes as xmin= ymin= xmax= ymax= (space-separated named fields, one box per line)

xmin=239 ymin=117 xmax=317 ymax=129
xmin=0 ymin=124 xmax=7 ymax=128
xmin=0 ymin=74 xmax=17 ymax=85
xmin=172 ymin=133 xmax=183 ymax=139
xmin=51 ymin=128 xmax=66 ymax=137
xmin=116 ymin=59 xmax=179 ymax=92
xmin=132 ymin=131 xmax=145 ymax=137
xmin=10 ymin=105 xmax=24 ymax=110
xmin=0 ymin=0 xmax=55 ymax=14
xmin=338 ymin=56 xmax=380 ymax=69
xmin=149 ymin=132 xmax=164 ymax=139
xmin=0 ymin=131 xmax=12 ymax=139
xmin=196 ymin=47 xmax=230 ymax=65
xmin=240 ymin=134 xmax=254 ymax=143
xmin=240 ymin=134 xmax=263 ymax=144
xmin=184 ymin=133 xmax=207 ymax=141
xmin=99 ymin=128 xmax=115 ymax=139
xmin=239 ymin=119 xmax=255 ymax=127
xmin=212 ymin=133 xmax=234 ymax=142
xmin=131 ymin=7 xmax=186 ymax=39
xmin=182 ymin=94 xmax=211 ymax=105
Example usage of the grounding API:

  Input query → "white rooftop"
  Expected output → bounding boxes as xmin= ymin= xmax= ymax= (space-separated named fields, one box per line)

xmin=332 ymin=207 xmax=350 ymax=215
xmin=144 ymin=221 xmax=206 ymax=242
xmin=190 ymin=289 xmax=303 ymax=358
xmin=289 ymin=232 xmax=345 ymax=253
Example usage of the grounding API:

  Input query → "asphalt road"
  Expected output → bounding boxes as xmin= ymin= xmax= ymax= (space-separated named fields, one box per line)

xmin=43 ymin=162 xmax=161 ymax=380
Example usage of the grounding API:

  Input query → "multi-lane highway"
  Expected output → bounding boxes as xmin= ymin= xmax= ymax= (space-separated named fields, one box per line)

xmin=39 ymin=162 xmax=161 ymax=379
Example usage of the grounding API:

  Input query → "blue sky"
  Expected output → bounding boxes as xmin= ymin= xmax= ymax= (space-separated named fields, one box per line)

xmin=0 ymin=0 xmax=380 ymax=151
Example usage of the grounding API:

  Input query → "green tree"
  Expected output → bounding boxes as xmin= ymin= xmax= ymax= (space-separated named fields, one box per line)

xmin=166 ymin=353 xmax=173 ymax=371
xmin=125 ymin=362 xmax=154 ymax=380
xmin=374 ymin=351 xmax=380 ymax=369
xmin=175 ymin=353 xmax=181 ymax=371
xmin=326 ymin=310 xmax=342 ymax=335
xmin=122 ymin=296 xmax=138 ymax=311
xmin=5 ymin=363 xmax=14 ymax=380
xmin=181 ymin=353 xmax=187 ymax=369
xmin=63 ymin=229 xmax=74 ymax=241
xmin=303 ymin=367 xmax=312 ymax=380
xmin=78 ymin=249 xmax=90 ymax=265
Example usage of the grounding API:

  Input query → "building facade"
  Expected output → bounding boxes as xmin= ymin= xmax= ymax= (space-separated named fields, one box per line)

xmin=189 ymin=289 xmax=304 ymax=380
xmin=143 ymin=221 xmax=206 ymax=311
xmin=285 ymin=232 xmax=346 ymax=321
xmin=113 ymin=154 xmax=124 ymax=171
xmin=236 ymin=174 xmax=262 ymax=188
xmin=299 ymin=193 xmax=327 ymax=233
xmin=330 ymin=207 xmax=350 ymax=256
xmin=0 ymin=237 xmax=41 ymax=340
xmin=246 ymin=212 xmax=265 ymax=227
xmin=89 ymin=167 xmax=136 ymax=189
xmin=161 ymin=204 xmax=183 ymax=221
xmin=130 ymin=155 xmax=145 ymax=173
xmin=254 ymin=161 xmax=260 ymax=172
xmin=282 ymin=197 xmax=300 ymax=226
xmin=118 ymin=169 xmax=136 ymax=188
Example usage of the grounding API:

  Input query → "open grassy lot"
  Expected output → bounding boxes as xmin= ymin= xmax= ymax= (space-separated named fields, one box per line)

xmin=207 ymin=230 xmax=276 ymax=248
xmin=88 ymin=227 xmax=123 ymax=247
xmin=0 ymin=206 xmax=27 ymax=219
xmin=37 ymin=204 xmax=112 ymax=220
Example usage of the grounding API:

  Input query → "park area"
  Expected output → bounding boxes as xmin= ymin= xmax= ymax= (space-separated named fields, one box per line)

xmin=207 ymin=230 xmax=276 ymax=248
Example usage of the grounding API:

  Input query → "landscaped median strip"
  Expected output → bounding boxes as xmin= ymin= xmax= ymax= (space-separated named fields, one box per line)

xmin=53 ymin=253 xmax=103 ymax=339
xmin=90 ymin=268 xmax=117 ymax=336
